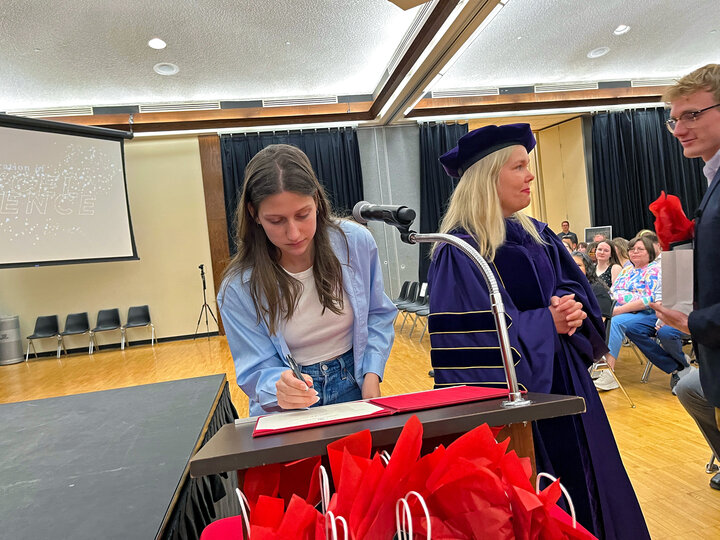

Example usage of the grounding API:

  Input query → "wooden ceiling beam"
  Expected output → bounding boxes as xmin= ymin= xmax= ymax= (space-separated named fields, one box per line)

xmin=407 ymin=86 xmax=668 ymax=118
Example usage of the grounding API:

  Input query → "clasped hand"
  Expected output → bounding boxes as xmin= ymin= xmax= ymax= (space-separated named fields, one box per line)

xmin=549 ymin=294 xmax=587 ymax=336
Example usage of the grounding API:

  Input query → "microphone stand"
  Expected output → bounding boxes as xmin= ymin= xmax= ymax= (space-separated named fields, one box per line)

xmin=194 ymin=264 xmax=218 ymax=341
xmin=397 ymin=227 xmax=532 ymax=408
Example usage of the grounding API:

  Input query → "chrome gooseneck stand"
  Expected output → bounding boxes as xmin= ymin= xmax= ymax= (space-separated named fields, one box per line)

xmin=353 ymin=201 xmax=531 ymax=408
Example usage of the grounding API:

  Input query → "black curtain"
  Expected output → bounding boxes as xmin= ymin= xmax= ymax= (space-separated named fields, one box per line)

xmin=591 ymin=108 xmax=706 ymax=239
xmin=418 ymin=122 xmax=468 ymax=282
xmin=220 ymin=127 xmax=364 ymax=254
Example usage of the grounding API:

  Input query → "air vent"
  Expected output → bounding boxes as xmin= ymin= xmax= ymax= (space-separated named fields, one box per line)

xmin=262 ymin=96 xmax=338 ymax=108
xmin=631 ymin=78 xmax=677 ymax=88
xmin=6 ymin=106 xmax=94 ymax=118
xmin=534 ymin=82 xmax=599 ymax=93
xmin=386 ymin=0 xmax=435 ymax=75
xmin=431 ymin=88 xmax=500 ymax=99
xmin=139 ymin=101 xmax=221 ymax=113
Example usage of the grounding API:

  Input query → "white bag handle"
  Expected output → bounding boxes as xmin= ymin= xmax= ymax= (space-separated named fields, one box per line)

xmin=234 ymin=487 xmax=251 ymax=538
xmin=395 ymin=490 xmax=431 ymax=540
xmin=319 ymin=465 xmax=331 ymax=515
xmin=325 ymin=511 xmax=349 ymax=540
xmin=535 ymin=472 xmax=576 ymax=528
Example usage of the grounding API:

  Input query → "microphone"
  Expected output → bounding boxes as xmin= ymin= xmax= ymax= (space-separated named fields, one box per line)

xmin=352 ymin=201 xmax=416 ymax=228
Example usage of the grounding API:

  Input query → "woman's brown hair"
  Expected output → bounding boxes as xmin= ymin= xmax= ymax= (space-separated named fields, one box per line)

xmin=628 ymin=235 xmax=657 ymax=266
xmin=221 ymin=144 xmax=347 ymax=335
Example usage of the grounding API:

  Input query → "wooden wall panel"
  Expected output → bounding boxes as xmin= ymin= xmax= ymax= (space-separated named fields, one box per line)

xmin=198 ymin=134 xmax=230 ymax=334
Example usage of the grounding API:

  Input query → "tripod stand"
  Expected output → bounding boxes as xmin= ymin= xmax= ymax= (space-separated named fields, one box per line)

xmin=194 ymin=264 xmax=218 ymax=340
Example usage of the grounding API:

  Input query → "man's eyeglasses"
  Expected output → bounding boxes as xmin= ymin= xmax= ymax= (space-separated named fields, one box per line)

xmin=666 ymin=103 xmax=720 ymax=133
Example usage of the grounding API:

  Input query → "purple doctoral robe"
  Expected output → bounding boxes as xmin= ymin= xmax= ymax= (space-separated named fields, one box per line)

xmin=428 ymin=218 xmax=649 ymax=540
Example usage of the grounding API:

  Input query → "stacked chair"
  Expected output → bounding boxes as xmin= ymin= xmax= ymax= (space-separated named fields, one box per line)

xmin=394 ymin=281 xmax=431 ymax=342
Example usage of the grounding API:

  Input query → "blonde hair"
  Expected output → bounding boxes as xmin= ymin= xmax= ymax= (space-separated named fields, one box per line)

xmin=434 ymin=145 xmax=543 ymax=260
xmin=663 ymin=64 xmax=720 ymax=103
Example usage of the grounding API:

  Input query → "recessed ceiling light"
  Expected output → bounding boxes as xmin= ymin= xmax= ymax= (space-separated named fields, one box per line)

xmin=613 ymin=25 xmax=631 ymax=35
xmin=148 ymin=38 xmax=167 ymax=50
xmin=153 ymin=62 xmax=179 ymax=76
xmin=587 ymin=47 xmax=610 ymax=59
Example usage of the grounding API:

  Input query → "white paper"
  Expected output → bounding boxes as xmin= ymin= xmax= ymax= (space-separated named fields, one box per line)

xmin=255 ymin=401 xmax=386 ymax=431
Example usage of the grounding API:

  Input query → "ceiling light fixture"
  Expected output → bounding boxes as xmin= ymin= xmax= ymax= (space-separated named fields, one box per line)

xmin=613 ymin=25 xmax=631 ymax=35
xmin=587 ymin=47 xmax=610 ymax=59
xmin=153 ymin=62 xmax=179 ymax=76
xmin=148 ymin=38 xmax=167 ymax=50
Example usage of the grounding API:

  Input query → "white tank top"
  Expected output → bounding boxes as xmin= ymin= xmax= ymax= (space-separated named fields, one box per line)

xmin=281 ymin=266 xmax=354 ymax=366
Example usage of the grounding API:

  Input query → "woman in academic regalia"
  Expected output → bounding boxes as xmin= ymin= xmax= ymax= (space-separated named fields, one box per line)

xmin=427 ymin=124 xmax=650 ymax=539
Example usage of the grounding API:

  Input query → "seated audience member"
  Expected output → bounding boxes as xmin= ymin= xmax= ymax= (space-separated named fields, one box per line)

xmin=558 ymin=220 xmax=578 ymax=247
xmin=586 ymin=241 xmax=598 ymax=263
xmin=562 ymin=237 xmax=574 ymax=253
xmin=625 ymin=318 xmax=693 ymax=393
xmin=577 ymin=241 xmax=588 ymax=253
xmin=641 ymin=231 xmax=662 ymax=262
xmin=595 ymin=240 xmax=623 ymax=288
xmin=595 ymin=235 xmax=660 ymax=391
xmin=613 ymin=237 xmax=631 ymax=267
xmin=573 ymin=251 xmax=613 ymax=320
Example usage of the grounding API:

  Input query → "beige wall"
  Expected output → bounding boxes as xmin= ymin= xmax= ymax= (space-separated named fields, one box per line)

xmin=535 ymin=117 xmax=591 ymax=239
xmin=0 ymin=136 xmax=218 ymax=354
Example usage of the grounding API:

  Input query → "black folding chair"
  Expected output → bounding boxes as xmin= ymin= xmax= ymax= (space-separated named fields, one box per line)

xmin=90 ymin=309 xmax=123 ymax=353
xmin=588 ymin=301 xmax=635 ymax=407
xmin=26 ymin=315 xmax=66 ymax=361
xmin=60 ymin=312 xmax=92 ymax=355
xmin=123 ymin=305 xmax=155 ymax=348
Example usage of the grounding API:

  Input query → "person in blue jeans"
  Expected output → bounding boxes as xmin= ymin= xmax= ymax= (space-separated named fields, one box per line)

xmin=625 ymin=314 xmax=693 ymax=392
xmin=594 ymin=235 xmax=661 ymax=391
xmin=218 ymin=144 xmax=396 ymax=417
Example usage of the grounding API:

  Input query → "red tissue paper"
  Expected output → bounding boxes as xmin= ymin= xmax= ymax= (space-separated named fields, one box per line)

xmin=648 ymin=191 xmax=694 ymax=251
xmin=203 ymin=416 xmax=597 ymax=539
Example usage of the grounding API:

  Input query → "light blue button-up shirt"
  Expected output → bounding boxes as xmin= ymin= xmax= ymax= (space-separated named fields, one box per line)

xmin=218 ymin=220 xmax=397 ymax=417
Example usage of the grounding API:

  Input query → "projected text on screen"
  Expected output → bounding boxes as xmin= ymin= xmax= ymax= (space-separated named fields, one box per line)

xmin=0 ymin=125 xmax=135 ymax=266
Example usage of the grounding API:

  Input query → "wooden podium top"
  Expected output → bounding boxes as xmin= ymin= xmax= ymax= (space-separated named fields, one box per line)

xmin=190 ymin=392 xmax=585 ymax=477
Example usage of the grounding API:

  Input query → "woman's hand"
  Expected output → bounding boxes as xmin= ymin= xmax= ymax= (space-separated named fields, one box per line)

xmin=276 ymin=370 xmax=319 ymax=409
xmin=361 ymin=373 xmax=381 ymax=399
xmin=549 ymin=294 xmax=587 ymax=336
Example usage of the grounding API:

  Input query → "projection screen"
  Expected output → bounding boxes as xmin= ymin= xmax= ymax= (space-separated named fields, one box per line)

xmin=0 ymin=114 xmax=137 ymax=268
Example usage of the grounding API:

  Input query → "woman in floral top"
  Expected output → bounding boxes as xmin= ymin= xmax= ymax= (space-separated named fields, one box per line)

xmin=602 ymin=235 xmax=660 ymax=371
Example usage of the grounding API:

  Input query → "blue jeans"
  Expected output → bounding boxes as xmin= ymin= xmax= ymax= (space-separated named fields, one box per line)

xmin=607 ymin=310 xmax=655 ymax=357
xmin=625 ymin=312 xmax=690 ymax=374
xmin=301 ymin=349 xmax=361 ymax=407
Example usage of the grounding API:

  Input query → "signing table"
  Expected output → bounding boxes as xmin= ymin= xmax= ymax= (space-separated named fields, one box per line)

xmin=189 ymin=392 xmax=585 ymax=478
xmin=0 ymin=375 xmax=238 ymax=540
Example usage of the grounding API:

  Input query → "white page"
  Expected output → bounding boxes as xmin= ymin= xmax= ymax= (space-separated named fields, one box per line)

xmin=256 ymin=401 xmax=386 ymax=431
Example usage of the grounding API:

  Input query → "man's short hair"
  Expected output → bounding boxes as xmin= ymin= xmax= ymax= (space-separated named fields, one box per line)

xmin=663 ymin=64 xmax=720 ymax=103
xmin=561 ymin=220 xmax=569 ymax=226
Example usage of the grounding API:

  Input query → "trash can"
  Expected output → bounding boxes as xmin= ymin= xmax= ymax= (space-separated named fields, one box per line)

xmin=0 ymin=315 xmax=24 ymax=365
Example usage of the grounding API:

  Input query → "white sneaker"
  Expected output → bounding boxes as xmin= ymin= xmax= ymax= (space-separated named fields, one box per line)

xmin=594 ymin=370 xmax=620 ymax=391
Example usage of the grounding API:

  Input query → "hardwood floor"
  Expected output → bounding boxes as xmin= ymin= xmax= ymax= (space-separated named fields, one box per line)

xmin=2 ymin=323 xmax=718 ymax=539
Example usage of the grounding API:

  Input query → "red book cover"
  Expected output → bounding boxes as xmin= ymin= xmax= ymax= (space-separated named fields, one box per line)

xmin=252 ymin=386 xmax=509 ymax=437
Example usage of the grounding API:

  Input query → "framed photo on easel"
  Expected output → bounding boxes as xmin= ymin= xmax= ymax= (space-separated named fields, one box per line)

xmin=584 ymin=226 xmax=612 ymax=243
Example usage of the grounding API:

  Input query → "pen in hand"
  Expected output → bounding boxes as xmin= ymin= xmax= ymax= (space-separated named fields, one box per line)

xmin=286 ymin=354 xmax=308 ymax=390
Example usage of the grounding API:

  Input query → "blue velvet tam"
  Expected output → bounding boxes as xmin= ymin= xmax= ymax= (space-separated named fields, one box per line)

xmin=439 ymin=123 xmax=536 ymax=178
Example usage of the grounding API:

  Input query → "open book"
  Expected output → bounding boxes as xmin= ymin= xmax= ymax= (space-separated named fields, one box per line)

xmin=253 ymin=385 xmax=509 ymax=437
